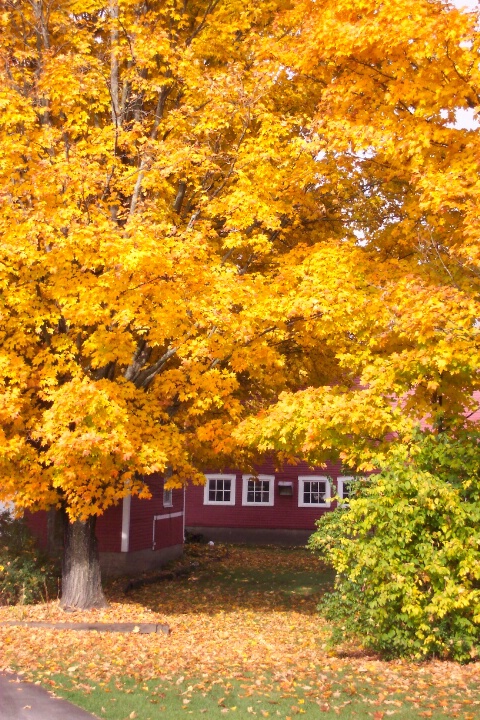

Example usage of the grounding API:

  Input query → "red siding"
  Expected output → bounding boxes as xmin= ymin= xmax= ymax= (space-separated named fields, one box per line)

xmin=25 ymin=504 xmax=123 ymax=553
xmin=97 ymin=503 xmax=123 ymax=553
xmin=185 ymin=459 xmax=347 ymax=532
xmin=128 ymin=474 xmax=184 ymax=552
xmin=24 ymin=509 xmax=49 ymax=549
xmin=23 ymin=475 xmax=184 ymax=555
xmin=468 ymin=391 xmax=480 ymax=424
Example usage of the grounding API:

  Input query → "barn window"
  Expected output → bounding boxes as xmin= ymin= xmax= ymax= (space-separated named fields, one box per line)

xmin=203 ymin=474 xmax=236 ymax=505
xmin=242 ymin=475 xmax=275 ymax=506
xmin=337 ymin=476 xmax=354 ymax=504
xmin=298 ymin=476 xmax=331 ymax=508
xmin=163 ymin=488 xmax=173 ymax=507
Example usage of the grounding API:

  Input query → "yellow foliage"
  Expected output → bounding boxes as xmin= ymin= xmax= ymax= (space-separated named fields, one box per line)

xmin=0 ymin=0 xmax=479 ymax=518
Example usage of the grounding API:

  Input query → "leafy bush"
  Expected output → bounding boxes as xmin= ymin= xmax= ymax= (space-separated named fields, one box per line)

xmin=309 ymin=430 xmax=480 ymax=662
xmin=0 ymin=511 xmax=59 ymax=605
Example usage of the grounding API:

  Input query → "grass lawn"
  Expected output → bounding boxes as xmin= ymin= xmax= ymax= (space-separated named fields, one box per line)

xmin=1 ymin=544 xmax=480 ymax=719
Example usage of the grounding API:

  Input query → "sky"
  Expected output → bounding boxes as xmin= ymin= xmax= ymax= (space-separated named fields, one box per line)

xmin=452 ymin=0 xmax=478 ymax=9
xmin=450 ymin=0 xmax=479 ymax=128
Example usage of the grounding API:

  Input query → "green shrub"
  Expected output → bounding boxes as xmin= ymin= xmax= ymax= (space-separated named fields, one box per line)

xmin=309 ymin=430 xmax=480 ymax=662
xmin=0 ymin=511 xmax=59 ymax=605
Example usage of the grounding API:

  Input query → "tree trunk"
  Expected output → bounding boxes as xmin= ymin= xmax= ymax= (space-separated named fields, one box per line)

xmin=61 ymin=515 xmax=108 ymax=610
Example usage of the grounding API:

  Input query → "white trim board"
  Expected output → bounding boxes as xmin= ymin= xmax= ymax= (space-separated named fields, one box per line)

xmin=121 ymin=495 xmax=131 ymax=552
xmin=203 ymin=474 xmax=236 ymax=506
xmin=242 ymin=474 xmax=275 ymax=506
xmin=153 ymin=511 xmax=184 ymax=521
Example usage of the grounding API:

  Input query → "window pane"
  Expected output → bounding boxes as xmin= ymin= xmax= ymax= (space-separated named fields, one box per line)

xmin=246 ymin=479 xmax=270 ymax=503
xmin=208 ymin=478 xmax=233 ymax=503
xmin=302 ymin=480 xmax=327 ymax=504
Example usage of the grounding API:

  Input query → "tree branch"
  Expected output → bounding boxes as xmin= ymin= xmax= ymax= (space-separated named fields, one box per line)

xmin=128 ymin=84 xmax=171 ymax=217
xmin=133 ymin=346 xmax=178 ymax=389
xmin=173 ymin=180 xmax=187 ymax=213
xmin=185 ymin=0 xmax=221 ymax=46
xmin=110 ymin=0 xmax=120 ymax=126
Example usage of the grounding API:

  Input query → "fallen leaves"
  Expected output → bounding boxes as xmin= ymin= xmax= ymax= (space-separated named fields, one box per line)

xmin=0 ymin=546 xmax=480 ymax=719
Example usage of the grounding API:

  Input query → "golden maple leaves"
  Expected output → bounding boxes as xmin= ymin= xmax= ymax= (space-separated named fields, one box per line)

xmin=0 ymin=0 xmax=329 ymax=518
xmin=0 ymin=0 xmax=479 ymax=518
xmin=237 ymin=0 xmax=480 ymax=464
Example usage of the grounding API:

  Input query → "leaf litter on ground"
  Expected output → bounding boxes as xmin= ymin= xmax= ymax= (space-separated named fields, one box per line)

xmin=0 ymin=545 xmax=479 ymax=719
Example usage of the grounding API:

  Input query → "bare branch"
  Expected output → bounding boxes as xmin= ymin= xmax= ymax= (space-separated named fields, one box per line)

xmin=128 ymin=85 xmax=171 ymax=217
xmin=31 ymin=0 xmax=50 ymax=49
xmin=124 ymin=340 xmax=151 ymax=382
xmin=173 ymin=181 xmax=187 ymax=213
xmin=110 ymin=0 xmax=120 ymax=126
xmin=185 ymin=0 xmax=221 ymax=46
xmin=133 ymin=347 xmax=178 ymax=388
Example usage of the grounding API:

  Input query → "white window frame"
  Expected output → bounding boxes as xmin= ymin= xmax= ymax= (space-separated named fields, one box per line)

xmin=203 ymin=474 xmax=236 ymax=506
xmin=337 ymin=476 xmax=355 ymax=505
xmin=298 ymin=476 xmax=331 ymax=508
xmin=242 ymin=474 xmax=275 ymax=507
xmin=163 ymin=487 xmax=173 ymax=508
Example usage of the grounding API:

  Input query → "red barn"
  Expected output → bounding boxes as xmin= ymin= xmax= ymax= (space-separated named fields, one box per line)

xmin=185 ymin=459 xmax=355 ymax=545
xmin=25 ymin=474 xmax=184 ymax=576
xmin=184 ymin=393 xmax=479 ymax=545
xmin=25 ymin=392 xmax=480 ymax=563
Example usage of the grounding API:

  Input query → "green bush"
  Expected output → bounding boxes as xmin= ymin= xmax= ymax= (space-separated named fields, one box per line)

xmin=0 ymin=511 xmax=59 ymax=605
xmin=309 ymin=430 xmax=480 ymax=662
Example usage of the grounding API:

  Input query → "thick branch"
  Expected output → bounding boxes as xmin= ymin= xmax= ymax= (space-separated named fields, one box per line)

xmin=133 ymin=346 xmax=178 ymax=389
xmin=173 ymin=181 xmax=187 ymax=213
xmin=124 ymin=340 xmax=152 ymax=382
xmin=31 ymin=0 xmax=50 ymax=50
xmin=128 ymin=85 xmax=171 ymax=217
xmin=124 ymin=341 xmax=177 ymax=389
xmin=110 ymin=0 xmax=120 ymax=126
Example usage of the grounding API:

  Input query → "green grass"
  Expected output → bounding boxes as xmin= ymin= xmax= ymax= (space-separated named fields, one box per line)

xmin=49 ymin=672 xmax=477 ymax=719
xmin=189 ymin=564 xmax=335 ymax=596
xmin=20 ymin=545 xmax=480 ymax=720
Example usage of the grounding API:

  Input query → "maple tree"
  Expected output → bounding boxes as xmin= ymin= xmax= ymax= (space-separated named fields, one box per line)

xmin=238 ymin=0 xmax=480 ymax=467
xmin=0 ymin=0 xmax=479 ymax=609
xmin=0 ymin=0 xmax=336 ymax=609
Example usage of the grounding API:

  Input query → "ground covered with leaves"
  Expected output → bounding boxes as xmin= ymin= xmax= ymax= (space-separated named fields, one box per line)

xmin=1 ymin=545 xmax=480 ymax=719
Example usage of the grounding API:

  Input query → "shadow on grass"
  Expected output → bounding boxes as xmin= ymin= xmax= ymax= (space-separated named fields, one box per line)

xmin=105 ymin=544 xmax=335 ymax=617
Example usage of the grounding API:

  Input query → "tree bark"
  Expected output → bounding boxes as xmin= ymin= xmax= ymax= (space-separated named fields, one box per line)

xmin=61 ymin=515 xmax=108 ymax=610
